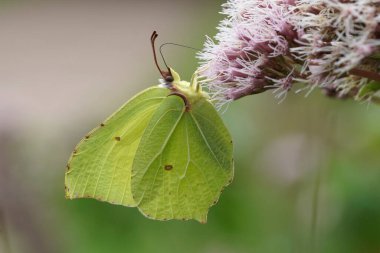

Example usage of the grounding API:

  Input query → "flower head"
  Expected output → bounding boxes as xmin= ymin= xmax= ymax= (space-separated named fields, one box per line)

xmin=198 ymin=0 xmax=380 ymax=108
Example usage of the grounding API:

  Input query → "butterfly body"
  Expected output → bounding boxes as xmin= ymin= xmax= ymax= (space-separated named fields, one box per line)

xmin=65 ymin=69 xmax=233 ymax=223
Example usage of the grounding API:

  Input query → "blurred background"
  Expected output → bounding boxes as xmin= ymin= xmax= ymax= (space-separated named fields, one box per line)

xmin=0 ymin=1 xmax=380 ymax=253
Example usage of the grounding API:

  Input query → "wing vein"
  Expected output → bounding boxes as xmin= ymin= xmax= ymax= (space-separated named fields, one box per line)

xmin=136 ymin=108 xmax=185 ymax=205
xmin=189 ymin=113 xmax=224 ymax=171
xmin=93 ymin=141 xmax=117 ymax=196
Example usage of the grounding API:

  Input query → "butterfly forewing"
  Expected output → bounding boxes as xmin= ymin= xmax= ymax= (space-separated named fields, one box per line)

xmin=65 ymin=87 xmax=170 ymax=206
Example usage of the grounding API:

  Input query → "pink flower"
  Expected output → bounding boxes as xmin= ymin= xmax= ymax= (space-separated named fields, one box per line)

xmin=198 ymin=0 xmax=380 ymax=108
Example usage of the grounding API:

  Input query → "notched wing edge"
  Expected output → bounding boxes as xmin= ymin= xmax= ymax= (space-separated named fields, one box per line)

xmin=187 ymin=105 xmax=234 ymax=219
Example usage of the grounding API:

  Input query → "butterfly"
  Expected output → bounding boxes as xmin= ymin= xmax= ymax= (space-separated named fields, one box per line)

xmin=64 ymin=32 xmax=234 ymax=223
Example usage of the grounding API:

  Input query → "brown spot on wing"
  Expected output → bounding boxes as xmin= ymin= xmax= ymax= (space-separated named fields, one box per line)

xmin=115 ymin=136 xmax=121 ymax=141
xmin=164 ymin=165 xmax=173 ymax=171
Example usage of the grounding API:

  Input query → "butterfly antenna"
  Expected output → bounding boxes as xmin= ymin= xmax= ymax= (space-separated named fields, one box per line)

xmin=159 ymin=43 xmax=201 ymax=72
xmin=150 ymin=31 xmax=173 ymax=82
xmin=160 ymin=43 xmax=201 ymax=54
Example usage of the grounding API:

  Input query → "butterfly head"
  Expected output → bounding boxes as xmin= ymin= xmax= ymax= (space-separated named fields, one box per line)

xmin=168 ymin=68 xmax=209 ymax=104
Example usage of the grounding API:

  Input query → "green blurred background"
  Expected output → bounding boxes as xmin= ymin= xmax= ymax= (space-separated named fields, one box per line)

xmin=0 ymin=1 xmax=380 ymax=253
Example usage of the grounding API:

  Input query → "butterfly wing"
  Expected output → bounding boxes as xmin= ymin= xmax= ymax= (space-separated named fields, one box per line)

xmin=131 ymin=95 xmax=234 ymax=223
xmin=65 ymin=86 xmax=170 ymax=206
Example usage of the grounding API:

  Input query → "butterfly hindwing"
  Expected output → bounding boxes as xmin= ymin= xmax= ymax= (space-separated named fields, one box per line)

xmin=131 ymin=95 xmax=234 ymax=223
xmin=65 ymin=86 xmax=170 ymax=206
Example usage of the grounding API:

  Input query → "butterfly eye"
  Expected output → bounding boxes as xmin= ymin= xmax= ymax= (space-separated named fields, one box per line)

xmin=165 ymin=76 xmax=174 ymax=83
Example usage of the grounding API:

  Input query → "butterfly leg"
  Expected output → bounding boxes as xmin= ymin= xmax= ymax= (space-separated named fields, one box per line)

xmin=168 ymin=92 xmax=191 ymax=111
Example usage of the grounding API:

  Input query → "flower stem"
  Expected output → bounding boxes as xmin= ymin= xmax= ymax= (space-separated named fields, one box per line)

xmin=349 ymin=68 xmax=380 ymax=82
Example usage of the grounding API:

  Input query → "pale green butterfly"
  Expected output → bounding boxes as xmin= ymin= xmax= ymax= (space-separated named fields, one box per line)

xmin=65 ymin=32 xmax=234 ymax=223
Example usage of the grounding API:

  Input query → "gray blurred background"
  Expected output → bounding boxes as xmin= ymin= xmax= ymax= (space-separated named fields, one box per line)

xmin=1 ymin=1 xmax=380 ymax=253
